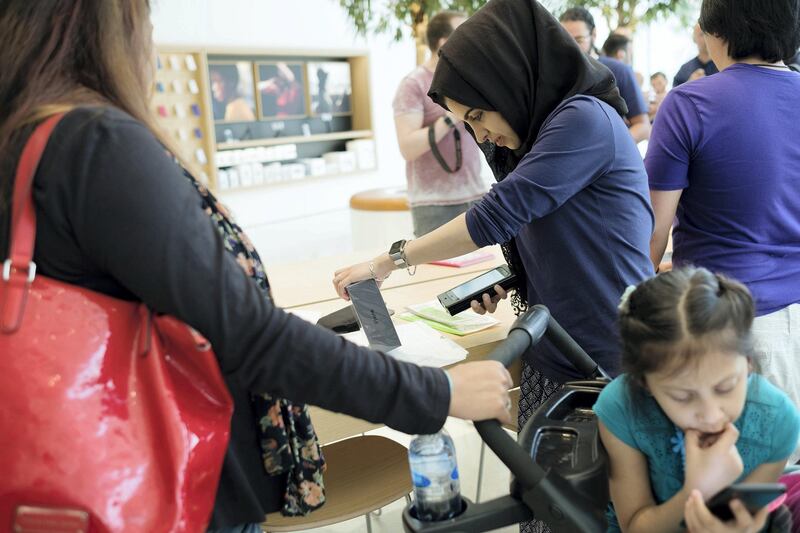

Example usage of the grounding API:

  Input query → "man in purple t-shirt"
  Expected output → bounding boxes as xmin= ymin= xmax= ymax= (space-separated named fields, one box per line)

xmin=647 ymin=0 xmax=800 ymax=458
xmin=392 ymin=11 xmax=485 ymax=237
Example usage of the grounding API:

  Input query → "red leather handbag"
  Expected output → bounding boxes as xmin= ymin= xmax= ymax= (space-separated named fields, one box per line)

xmin=0 ymin=114 xmax=233 ymax=533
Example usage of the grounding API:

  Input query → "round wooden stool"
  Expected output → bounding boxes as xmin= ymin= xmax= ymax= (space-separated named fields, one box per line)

xmin=349 ymin=187 xmax=409 ymax=211
xmin=349 ymin=187 xmax=412 ymax=248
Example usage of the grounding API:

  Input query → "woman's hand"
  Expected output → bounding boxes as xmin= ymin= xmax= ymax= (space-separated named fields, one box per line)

xmin=683 ymin=490 xmax=769 ymax=533
xmin=333 ymin=254 xmax=393 ymax=300
xmin=469 ymin=285 xmax=508 ymax=314
xmin=684 ymin=424 xmax=744 ymax=500
xmin=446 ymin=361 xmax=513 ymax=425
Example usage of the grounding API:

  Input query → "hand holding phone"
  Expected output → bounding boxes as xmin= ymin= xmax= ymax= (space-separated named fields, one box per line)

xmin=683 ymin=485 xmax=780 ymax=531
xmin=705 ymin=483 xmax=785 ymax=521
xmin=470 ymin=284 xmax=509 ymax=315
xmin=437 ymin=265 xmax=518 ymax=316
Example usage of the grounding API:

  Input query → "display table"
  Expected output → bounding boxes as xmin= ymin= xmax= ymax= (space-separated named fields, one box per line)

xmin=269 ymin=246 xmax=505 ymax=309
xmin=288 ymin=270 xmax=519 ymax=444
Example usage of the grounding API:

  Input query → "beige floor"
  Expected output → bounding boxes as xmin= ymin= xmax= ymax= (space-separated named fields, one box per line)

xmin=292 ymin=418 xmax=520 ymax=533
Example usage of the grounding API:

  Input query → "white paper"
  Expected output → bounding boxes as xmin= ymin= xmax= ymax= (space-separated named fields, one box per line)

xmin=343 ymin=322 xmax=467 ymax=368
xmin=406 ymin=300 xmax=500 ymax=334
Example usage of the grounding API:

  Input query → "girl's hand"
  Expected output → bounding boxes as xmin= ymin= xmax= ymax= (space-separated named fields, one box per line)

xmin=333 ymin=255 xmax=392 ymax=300
xmin=684 ymin=423 xmax=744 ymax=499
xmin=684 ymin=490 xmax=769 ymax=532
xmin=469 ymin=285 xmax=508 ymax=314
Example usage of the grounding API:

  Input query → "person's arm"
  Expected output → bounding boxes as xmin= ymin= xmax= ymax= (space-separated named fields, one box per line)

xmin=645 ymin=90 xmax=700 ymax=268
xmin=650 ymin=190 xmax=682 ymax=269
xmin=57 ymin=110 xmax=511 ymax=434
xmin=628 ymin=114 xmax=651 ymax=143
xmin=334 ymin=98 xmax=615 ymax=299
xmin=395 ymin=111 xmax=458 ymax=162
xmin=599 ymin=422 xmax=689 ymax=533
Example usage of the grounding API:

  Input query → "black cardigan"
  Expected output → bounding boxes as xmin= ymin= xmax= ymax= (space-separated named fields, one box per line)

xmin=0 ymin=107 xmax=450 ymax=528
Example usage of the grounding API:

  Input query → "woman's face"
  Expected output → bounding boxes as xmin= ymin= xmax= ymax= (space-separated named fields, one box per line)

xmin=444 ymin=97 xmax=522 ymax=149
xmin=645 ymin=350 xmax=749 ymax=439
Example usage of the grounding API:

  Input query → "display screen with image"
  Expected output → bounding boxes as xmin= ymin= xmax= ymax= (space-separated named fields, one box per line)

xmin=256 ymin=62 xmax=307 ymax=120
xmin=308 ymin=61 xmax=352 ymax=116
xmin=208 ymin=61 xmax=257 ymax=122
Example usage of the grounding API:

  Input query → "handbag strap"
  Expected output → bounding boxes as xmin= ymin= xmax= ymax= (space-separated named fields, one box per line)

xmin=1 ymin=113 xmax=66 ymax=333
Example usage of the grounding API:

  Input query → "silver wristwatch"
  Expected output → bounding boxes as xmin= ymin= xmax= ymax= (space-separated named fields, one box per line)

xmin=388 ymin=239 xmax=409 ymax=269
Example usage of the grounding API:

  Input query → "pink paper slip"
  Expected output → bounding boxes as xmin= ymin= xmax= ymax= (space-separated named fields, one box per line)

xmin=430 ymin=250 xmax=495 ymax=268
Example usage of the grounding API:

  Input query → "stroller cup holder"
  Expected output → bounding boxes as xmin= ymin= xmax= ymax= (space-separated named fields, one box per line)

xmin=403 ymin=306 xmax=611 ymax=533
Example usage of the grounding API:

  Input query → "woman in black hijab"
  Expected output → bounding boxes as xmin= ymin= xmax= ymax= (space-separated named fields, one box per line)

xmin=335 ymin=2 xmax=652 ymax=519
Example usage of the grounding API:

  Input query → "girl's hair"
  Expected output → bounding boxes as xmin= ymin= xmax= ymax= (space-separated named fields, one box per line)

xmin=620 ymin=267 xmax=756 ymax=390
xmin=0 ymin=0 xmax=181 ymax=213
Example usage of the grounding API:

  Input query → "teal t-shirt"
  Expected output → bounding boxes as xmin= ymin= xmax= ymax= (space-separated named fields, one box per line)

xmin=594 ymin=374 xmax=800 ymax=531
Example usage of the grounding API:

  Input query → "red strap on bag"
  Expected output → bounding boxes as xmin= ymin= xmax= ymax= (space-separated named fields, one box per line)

xmin=0 ymin=113 xmax=233 ymax=532
xmin=1 ymin=114 xmax=63 ymax=332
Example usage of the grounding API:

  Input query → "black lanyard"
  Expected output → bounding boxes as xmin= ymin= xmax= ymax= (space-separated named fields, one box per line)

xmin=428 ymin=119 xmax=462 ymax=173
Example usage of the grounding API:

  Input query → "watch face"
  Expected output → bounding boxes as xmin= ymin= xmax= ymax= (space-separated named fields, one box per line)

xmin=389 ymin=239 xmax=405 ymax=255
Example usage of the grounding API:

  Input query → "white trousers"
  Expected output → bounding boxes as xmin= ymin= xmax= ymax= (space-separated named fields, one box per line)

xmin=752 ymin=304 xmax=800 ymax=464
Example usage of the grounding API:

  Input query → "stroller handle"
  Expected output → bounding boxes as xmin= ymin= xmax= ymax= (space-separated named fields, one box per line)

xmin=474 ymin=305 xmax=606 ymax=533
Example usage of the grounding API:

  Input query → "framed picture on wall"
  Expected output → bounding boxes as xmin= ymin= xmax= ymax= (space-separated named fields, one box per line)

xmin=307 ymin=61 xmax=352 ymax=116
xmin=207 ymin=60 xmax=257 ymax=122
xmin=255 ymin=61 xmax=307 ymax=120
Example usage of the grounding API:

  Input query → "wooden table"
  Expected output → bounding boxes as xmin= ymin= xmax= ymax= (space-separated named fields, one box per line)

xmin=269 ymin=246 xmax=505 ymax=309
xmin=291 ymin=270 xmax=519 ymax=444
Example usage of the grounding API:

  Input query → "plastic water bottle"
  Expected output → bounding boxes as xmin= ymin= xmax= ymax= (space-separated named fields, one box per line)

xmin=408 ymin=429 xmax=462 ymax=521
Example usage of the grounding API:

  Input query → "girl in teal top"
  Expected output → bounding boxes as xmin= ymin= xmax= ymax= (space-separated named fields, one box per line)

xmin=594 ymin=267 xmax=800 ymax=532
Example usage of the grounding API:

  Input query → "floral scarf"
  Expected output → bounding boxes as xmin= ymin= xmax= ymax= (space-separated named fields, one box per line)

xmin=183 ymin=171 xmax=326 ymax=516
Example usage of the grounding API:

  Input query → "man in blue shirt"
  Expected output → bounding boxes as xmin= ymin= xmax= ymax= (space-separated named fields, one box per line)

xmin=560 ymin=7 xmax=650 ymax=143
xmin=673 ymin=23 xmax=719 ymax=87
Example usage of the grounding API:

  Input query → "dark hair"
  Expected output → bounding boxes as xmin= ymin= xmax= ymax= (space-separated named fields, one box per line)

xmin=619 ymin=267 xmax=756 ymax=391
xmin=426 ymin=11 xmax=466 ymax=52
xmin=699 ymin=0 xmax=800 ymax=63
xmin=650 ymin=71 xmax=667 ymax=81
xmin=559 ymin=6 xmax=596 ymax=33
xmin=602 ymin=33 xmax=631 ymax=58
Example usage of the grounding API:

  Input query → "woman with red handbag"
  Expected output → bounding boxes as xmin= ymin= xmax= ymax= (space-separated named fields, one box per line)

xmin=0 ymin=2 xmax=513 ymax=532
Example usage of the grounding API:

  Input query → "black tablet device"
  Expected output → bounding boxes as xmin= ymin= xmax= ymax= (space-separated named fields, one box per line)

xmin=437 ymin=265 xmax=518 ymax=316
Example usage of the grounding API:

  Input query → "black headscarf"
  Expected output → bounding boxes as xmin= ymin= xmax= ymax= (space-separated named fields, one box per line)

xmin=428 ymin=0 xmax=627 ymax=313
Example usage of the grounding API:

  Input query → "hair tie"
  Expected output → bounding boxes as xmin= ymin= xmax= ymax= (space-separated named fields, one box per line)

xmin=618 ymin=285 xmax=637 ymax=314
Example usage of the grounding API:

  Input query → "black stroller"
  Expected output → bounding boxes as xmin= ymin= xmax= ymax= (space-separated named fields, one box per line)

xmin=402 ymin=305 xmax=612 ymax=533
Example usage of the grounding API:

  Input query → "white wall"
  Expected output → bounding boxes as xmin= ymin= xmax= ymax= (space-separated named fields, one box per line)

xmin=151 ymin=0 xmax=417 ymax=263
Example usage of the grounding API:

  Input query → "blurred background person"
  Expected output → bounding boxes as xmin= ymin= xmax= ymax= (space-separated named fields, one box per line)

xmin=560 ymin=7 xmax=650 ymax=143
xmin=648 ymin=71 xmax=668 ymax=122
xmin=673 ymin=22 xmax=719 ymax=87
xmin=602 ymin=33 xmax=633 ymax=64
xmin=392 ymin=10 xmax=485 ymax=237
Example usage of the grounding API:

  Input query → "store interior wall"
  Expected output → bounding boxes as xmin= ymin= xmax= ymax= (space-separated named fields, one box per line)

xmin=151 ymin=0 xmax=699 ymax=265
xmin=151 ymin=0 xmax=418 ymax=263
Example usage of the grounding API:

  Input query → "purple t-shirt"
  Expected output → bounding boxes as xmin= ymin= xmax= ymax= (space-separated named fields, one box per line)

xmin=392 ymin=66 xmax=484 ymax=207
xmin=646 ymin=64 xmax=800 ymax=315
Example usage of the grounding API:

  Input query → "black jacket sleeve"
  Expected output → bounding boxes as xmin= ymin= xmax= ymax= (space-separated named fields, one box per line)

xmin=32 ymin=108 xmax=449 ymax=435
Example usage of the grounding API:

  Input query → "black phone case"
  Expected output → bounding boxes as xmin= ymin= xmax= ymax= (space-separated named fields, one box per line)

xmin=438 ymin=271 xmax=518 ymax=316
xmin=706 ymin=483 xmax=786 ymax=521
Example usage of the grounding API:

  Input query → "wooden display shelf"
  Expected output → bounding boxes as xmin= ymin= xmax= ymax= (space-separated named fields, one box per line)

xmin=216 ymin=129 xmax=373 ymax=150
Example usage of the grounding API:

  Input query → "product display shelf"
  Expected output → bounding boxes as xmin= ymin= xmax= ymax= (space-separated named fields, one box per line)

xmin=152 ymin=48 xmax=218 ymax=188
xmin=216 ymin=129 xmax=373 ymax=151
xmin=151 ymin=46 xmax=375 ymax=193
